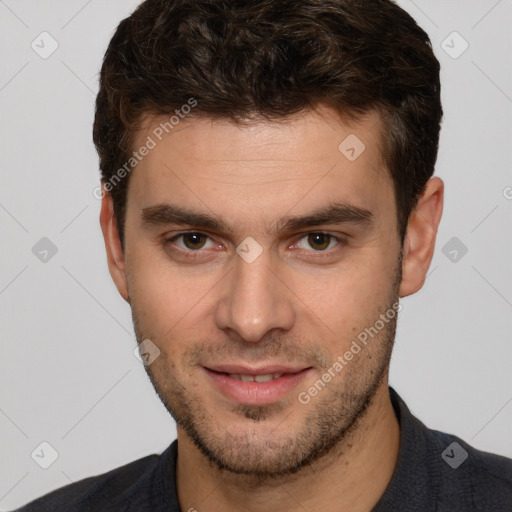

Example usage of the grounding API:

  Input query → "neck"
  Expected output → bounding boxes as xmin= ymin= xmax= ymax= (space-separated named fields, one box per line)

xmin=176 ymin=381 xmax=400 ymax=512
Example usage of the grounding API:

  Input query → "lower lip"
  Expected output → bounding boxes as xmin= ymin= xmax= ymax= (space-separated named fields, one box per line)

xmin=204 ymin=368 xmax=312 ymax=405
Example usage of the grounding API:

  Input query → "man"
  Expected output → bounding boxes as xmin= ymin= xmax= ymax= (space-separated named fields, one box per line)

xmin=15 ymin=0 xmax=512 ymax=510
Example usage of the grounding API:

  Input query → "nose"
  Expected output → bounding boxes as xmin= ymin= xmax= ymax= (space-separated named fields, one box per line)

xmin=214 ymin=249 xmax=296 ymax=343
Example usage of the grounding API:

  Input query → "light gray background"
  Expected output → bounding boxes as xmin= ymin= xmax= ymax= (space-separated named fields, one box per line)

xmin=0 ymin=0 xmax=511 ymax=509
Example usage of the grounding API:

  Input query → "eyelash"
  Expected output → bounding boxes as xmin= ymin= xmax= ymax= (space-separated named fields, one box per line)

xmin=163 ymin=231 xmax=346 ymax=260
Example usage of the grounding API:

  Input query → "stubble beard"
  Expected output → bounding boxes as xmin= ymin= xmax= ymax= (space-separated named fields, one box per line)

xmin=131 ymin=263 xmax=401 ymax=480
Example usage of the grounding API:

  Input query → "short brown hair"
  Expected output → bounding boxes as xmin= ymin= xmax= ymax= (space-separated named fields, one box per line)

xmin=93 ymin=0 xmax=442 ymax=247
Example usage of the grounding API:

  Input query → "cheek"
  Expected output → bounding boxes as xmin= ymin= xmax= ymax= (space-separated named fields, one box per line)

xmin=293 ymin=249 xmax=394 ymax=303
xmin=286 ymin=254 xmax=397 ymax=344
xmin=126 ymin=246 xmax=221 ymax=338
xmin=126 ymin=246 xmax=180 ymax=325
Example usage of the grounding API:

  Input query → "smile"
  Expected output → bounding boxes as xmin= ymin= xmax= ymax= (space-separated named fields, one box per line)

xmin=227 ymin=373 xmax=283 ymax=382
xmin=203 ymin=365 xmax=312 ymax=405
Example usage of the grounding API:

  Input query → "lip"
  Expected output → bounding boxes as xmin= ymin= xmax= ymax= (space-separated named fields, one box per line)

xmin=206 ymin=364 xmax=308 ymax=375
xmin=203 ymin=364 xmax=312 ymax=406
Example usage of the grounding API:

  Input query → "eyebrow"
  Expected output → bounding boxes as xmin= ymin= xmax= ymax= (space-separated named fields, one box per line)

xmin=141 ymin=202 xmax=374 ymax=234
xmin=274 ymin=203 xmax=373 ymax=232
xmin=142 ymin=204 xmax=232 ymax=233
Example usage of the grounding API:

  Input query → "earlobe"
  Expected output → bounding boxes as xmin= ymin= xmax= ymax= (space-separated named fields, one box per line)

xmin=99 ymin=189 xmax=129 ymax=301
xmin=399 ymin=177 xmax=444 ymax=297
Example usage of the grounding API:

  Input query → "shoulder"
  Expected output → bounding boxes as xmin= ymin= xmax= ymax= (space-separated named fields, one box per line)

xmin=380 ymin=388 xmax=512 ymax=511
xmin=13 ymin=443 xmax=177 ymax=512
xmin=426 ymin=428 xmax=512 ymax=510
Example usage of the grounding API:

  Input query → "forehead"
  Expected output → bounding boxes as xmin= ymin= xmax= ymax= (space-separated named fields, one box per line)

xmin=126 ymin=107 xmax=395 ymax=229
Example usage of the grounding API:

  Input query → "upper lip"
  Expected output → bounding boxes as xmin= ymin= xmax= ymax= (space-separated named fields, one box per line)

xmin=204 ymin=364 xmax=310 ymax=375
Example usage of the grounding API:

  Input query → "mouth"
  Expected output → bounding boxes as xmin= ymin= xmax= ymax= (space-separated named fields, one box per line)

xmin=203 ymin=364 xmax=312 ymax=405
xmin=226 ymin=372 xmax=284 ymax=382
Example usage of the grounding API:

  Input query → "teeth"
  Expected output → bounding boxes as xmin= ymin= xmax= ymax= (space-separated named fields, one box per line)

xmin=255 ymin=374 xmax=273 ymax=383
xmin=227 ymin=373 xmax=284 ymax=382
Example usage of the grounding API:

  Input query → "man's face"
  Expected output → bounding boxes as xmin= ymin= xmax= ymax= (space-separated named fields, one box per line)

xmin=121 ymin=107 xmax=403 ymax=476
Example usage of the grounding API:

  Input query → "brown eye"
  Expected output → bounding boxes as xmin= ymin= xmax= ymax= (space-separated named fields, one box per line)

xmin=164 ymin=232 xmax=220 ymax=260
xmin=181 ymin=233 xmax=208 ymax=250
xmin=306 ymin=233 xmax=332 ymax=251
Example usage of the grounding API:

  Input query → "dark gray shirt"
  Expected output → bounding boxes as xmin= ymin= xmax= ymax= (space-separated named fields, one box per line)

xmin=14 ymin=388 xmax=512 ymax=511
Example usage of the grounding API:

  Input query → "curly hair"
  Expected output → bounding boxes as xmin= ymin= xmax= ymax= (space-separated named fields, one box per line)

xmin=93 ymin=0 xmax=442 ymax=247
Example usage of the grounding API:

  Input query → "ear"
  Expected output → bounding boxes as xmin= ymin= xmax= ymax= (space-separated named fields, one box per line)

xmin=99 ymin=188 xmax=129 ymax=301
xmin=399 ymin=177 xmax=444 ymax=297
